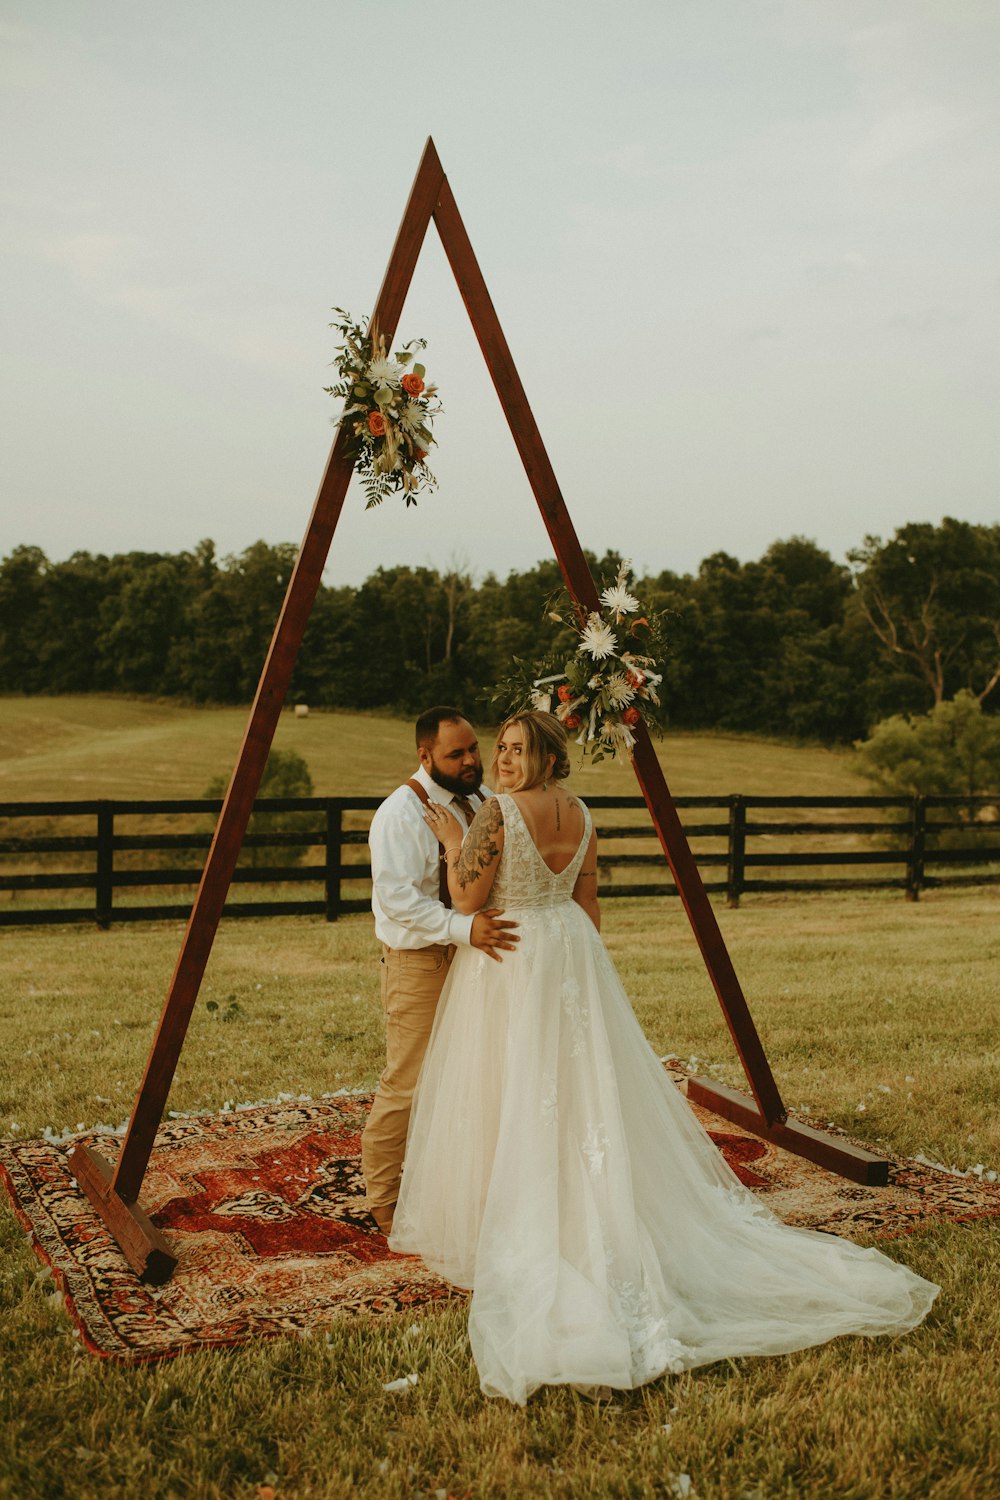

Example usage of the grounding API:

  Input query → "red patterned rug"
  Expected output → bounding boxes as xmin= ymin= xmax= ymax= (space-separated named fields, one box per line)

xmin=2 ymin=1082 xmax=997 ymax=1363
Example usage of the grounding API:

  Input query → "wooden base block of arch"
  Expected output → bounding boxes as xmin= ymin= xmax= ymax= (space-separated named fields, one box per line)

xmin=686 ymin=1077 xmax=890 ymax=1187
xmin=68 ymin=1144 xmax=177 ymax=1285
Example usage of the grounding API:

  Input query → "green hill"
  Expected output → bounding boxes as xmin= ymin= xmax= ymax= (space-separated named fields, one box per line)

xmin=0 ymin=695 xmax=864 ymax=803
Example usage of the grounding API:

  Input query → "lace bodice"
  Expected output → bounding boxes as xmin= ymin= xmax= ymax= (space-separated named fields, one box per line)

xmin=488 ymin=793 xmax=592 ymax=908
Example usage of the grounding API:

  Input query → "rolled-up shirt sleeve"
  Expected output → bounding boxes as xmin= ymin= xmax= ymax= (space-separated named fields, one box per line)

xmin=369 ymin=801 xmax=476 ymax=948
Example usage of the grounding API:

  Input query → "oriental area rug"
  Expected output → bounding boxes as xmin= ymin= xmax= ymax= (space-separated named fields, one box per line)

xmin=2 ymin=1076 xmax=998 ymax=1363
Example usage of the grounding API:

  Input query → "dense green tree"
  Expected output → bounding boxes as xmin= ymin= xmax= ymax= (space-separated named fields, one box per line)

xmin=0 ymin=546 xmax=49 ymax=692
xmin=4 ymin=522 xmax=998 ymax=744
xmin=641 ymin=540 xmax=864 ymax=740
xmin=96 ymin=552 xmax=192 ymax=694
xmin=849 ymin=519 xmax=1000 ymax=710
xmin=36 ymin=551 xmax=109 ymax=693
xmin=855 ymin=691 xmax=1000 ymax=822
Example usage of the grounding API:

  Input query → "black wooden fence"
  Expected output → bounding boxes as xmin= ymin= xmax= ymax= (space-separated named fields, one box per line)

xmin=1 ymin=794 xmax=997 ymax=929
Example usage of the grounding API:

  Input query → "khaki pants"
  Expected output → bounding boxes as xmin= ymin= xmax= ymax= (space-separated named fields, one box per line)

xmin=361 ymin=942 xmax=455 ymax=1214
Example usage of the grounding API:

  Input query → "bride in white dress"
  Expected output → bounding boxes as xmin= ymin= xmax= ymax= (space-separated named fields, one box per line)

xmin=389 ymin=711 xmax=938 ymax=1405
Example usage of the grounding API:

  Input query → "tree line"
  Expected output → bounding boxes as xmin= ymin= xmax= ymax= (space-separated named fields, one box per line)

xmin=1 ymin=518 xmax=998 ymax=745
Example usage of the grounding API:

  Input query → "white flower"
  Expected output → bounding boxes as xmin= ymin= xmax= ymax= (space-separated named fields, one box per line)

xmin=530 ymin=688 xmax=552 ymax=712
xmin=605 ymin=673 xmax=635 ymax=708
xmin=367 ymin=357 xmax=402 ymax=388
xmin=600 ymin=582 xmax=640 ymax=619
xmin=398 ymin=400 xmax=425 ymax=434
xmin=578 ymin=614 xmax=618 ymax=660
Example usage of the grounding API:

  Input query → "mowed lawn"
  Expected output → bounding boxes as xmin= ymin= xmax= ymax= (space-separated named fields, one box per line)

xmin=1 ymin=700 xmax=999 ymax=1497
xmin=0 ymin=695 xmax=862 ymax=802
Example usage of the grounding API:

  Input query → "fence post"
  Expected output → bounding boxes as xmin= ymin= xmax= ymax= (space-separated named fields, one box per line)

xmin=95 ymin=803 xmax=114 ymax=929
xmin=325 ymin=803 xmax=342 ymax=922
xmin=906 ymin=795 xmax=926 ymax=902
xmin=727 ymin=795 xmax=746 ymax=909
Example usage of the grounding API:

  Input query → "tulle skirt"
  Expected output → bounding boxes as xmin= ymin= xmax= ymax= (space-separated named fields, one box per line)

xmin=389 ymin=899 xmax=939 ymax=1405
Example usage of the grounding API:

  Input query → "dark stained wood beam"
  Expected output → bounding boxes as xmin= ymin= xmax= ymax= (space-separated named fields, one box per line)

xmin=687 ymin=1078 xmax=890 ymax=1186
xmin=433 ymin=178 xmax=789 ymax=1129
xmin=67 ymin=1144 xmax=177 ymax=1284
xmin=70 ymin=140 xmax=447 ymax=1257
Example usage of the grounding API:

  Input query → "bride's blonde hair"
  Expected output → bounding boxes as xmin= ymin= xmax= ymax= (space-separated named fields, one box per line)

xmin=491 ymin=711 xmax=571 ymax=790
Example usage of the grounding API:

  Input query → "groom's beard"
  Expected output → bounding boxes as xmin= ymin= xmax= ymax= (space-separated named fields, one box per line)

xmin=428 ymin=759 xmax=484 ymax=797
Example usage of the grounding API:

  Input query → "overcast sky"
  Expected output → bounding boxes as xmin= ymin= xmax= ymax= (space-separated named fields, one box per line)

xmin=2 ymin=0 xmax=997 ymax=588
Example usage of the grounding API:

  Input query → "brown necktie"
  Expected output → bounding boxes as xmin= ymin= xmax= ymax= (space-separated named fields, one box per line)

xmin=452 ymin=795 xmax=475 ymax=825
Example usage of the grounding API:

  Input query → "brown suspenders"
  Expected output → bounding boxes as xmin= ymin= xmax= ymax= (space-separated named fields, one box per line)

xmin=404 ymin=779 xmax=485 ymax=907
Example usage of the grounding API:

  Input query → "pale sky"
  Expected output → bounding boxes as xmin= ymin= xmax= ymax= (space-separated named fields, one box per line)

xmin=2 ymin=0 xmax=997 ymax=587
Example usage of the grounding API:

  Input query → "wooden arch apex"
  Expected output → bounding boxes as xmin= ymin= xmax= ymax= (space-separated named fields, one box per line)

xmin=69 ymin=137 xmax=887 ymax=1285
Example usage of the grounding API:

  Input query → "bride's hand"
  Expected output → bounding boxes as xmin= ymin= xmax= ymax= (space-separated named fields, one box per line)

xmin=421 ymin=803 xmax=463 ymax=852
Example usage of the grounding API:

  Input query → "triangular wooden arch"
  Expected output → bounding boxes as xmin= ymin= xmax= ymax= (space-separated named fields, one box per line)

xmin=69 ymin=139 xmax=887 ymax=1283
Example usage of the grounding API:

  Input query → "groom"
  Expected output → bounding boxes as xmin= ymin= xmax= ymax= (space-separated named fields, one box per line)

xmin=361 ymin=705 xmax=519 ymax=1234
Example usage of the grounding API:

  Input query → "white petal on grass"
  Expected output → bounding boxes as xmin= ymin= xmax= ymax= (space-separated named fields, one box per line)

xmin=383 ymin=1372 xmax=419 ymax=1393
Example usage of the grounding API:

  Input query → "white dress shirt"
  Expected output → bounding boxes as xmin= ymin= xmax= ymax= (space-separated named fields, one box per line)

xmin=369 ymin=763 xmax=494 ymax=949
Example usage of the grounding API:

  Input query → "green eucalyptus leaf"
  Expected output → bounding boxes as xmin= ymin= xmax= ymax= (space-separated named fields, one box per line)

xmin=413 ymin=362 xmax=426 ymax=379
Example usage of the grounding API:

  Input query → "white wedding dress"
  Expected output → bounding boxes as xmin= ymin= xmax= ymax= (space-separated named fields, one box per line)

xmin=389 ymin=794 xmax=938 ymax=1405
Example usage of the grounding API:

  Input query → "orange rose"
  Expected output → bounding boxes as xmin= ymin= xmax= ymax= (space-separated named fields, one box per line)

xmin=622 ymin=706 xmax=641 ymax=727
xmin=564 ymin=713 xmax=581 ymax=729
xmin=414 ymin=449 xmax=427 ymax=462
xmin=401 ymin=373 xmax=425 ymax=396
xmin=368 ymin=411 xmax=386 ymax=437
xmin=557 ymin=685 xmax=574 ymax=703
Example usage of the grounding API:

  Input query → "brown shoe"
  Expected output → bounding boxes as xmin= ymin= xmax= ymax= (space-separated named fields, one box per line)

xmin=370 ymin=1202 xmax=396 ymax=1236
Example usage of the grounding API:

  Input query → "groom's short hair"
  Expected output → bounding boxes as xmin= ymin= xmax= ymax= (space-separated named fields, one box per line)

xmin=415 ymin=705 xmax=468 ymax=749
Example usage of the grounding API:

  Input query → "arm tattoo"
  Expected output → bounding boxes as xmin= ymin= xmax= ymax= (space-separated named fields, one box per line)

xmin=454 ymin=798 xmax=504 ymax=891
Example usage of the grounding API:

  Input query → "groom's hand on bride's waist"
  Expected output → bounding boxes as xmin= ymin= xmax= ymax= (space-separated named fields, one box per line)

xmin=471 ymin=909 xmax=520 ymax=962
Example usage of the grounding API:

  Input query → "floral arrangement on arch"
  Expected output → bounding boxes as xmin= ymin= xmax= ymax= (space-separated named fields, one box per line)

xmin=498 ymin=560 xmax=668 ymax=764
xmin=325 ymin=309 xmax=442 ymax=508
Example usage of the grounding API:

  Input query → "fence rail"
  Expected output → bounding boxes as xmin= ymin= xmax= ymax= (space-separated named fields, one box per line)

xmin=0 ymin=793 xmax=997 ymax=929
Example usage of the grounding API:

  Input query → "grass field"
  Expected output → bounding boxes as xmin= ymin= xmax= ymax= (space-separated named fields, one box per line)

xmin=2 ymin=892 xmax=999 ymax=1499
xmin=1 ymin=700 xmax=998 ymax=1497
xmin=0 ymin=694 xmax=865 ymax=801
